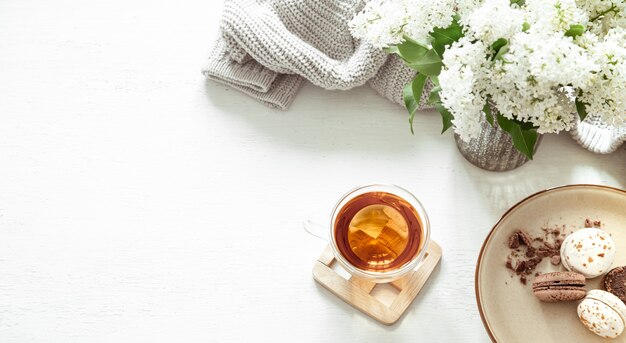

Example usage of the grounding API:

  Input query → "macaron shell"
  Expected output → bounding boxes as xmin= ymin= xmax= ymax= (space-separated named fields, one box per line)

xmin=533 ymin=287 xmax=587 ymax=302
xmin=560 ymin=228 xmax=616 ymax=278
xmin=578 ymin=298 xmax=625 ymax=338
xmin=587 ymin=290 xmax=626 ymax=323
xmin=532 ymin=271 xmax=586 ymax=288
xmin=560 ymin=243 xmax=573 ymax=272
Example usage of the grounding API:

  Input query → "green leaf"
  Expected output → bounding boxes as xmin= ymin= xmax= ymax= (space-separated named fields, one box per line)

xmin=426 ymin=86 xmax=454 ymax=133
xmin=430 ymin=75 xmax=440 ymax=87
xmin=510 ymin=0 xmax=525 ymax=6
xmin=403 ymin=83 xmax=417 ymax=118
xmin=384 ymin=46 xmax=399 ymax=54
xmin=434 ymin=102 xmax=454 ymax=133
xmin=407 ymin=49 xmax=443 ymax=76
xmin=430 ymin=17 xmax=463 ymax=56
xmin=565 ymin=24 xmax=585 ymax=37
xmin=411 ymin=74 xmax=428 ymax=104
xmin=403 ymin=74 xmax=428 ymax=134
xmin=491 ymin=39 xmax=509 ymax=61
xmin=483 ymin=102 xmax=494 ymax=126
xmin=491 ymin=38 xmax=508 ymax=54
xmin=522 ymin=22 xmax=530 ymax=32
xmin=428 ymin=86 xmax=442 ymax=104
xmin=575 ymin=98 xmax=588 ymax=121
xmin=496 ymin=114 xmax=539 ymax=160
xmin=395 ymin=37 xmax=429 ymax=63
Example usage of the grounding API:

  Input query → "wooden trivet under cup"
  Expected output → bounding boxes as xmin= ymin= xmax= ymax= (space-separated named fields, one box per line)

xmin=312 ymin=241 xmax=442 ymax=325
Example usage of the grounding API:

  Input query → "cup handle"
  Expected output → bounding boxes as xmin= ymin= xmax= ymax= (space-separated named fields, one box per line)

xmin=303 ymin=220 xmax=329 ymax=241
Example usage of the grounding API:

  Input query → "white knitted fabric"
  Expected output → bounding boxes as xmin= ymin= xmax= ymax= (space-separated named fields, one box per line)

xmin=203 ymin=0 xmax=429 ymax=110
xmin=570 ymin=115 xmax=626 ymax=154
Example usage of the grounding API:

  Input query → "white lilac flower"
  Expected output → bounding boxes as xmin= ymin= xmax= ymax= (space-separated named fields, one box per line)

xmin=348 ymin=0 xmax=408 ymax=48
xmin=440 ymin=0 xmax=596 ymax=139
xmin=350 ymin=0 xmax=626 ymax=139
xmin=514 ymin=30 xmax=596 ymax=90
xmin=526 ymin=0 xmax=589 ymax=33
xmin=349 ymin=0 xmax=462 ymax=48
xmin=465 ymin=0 xmax=525 ymax=44
xmin=403 ymin=0 xmax=457 ymax=46
xmin=580 ymin=28 xmax=626 ymax=126
xmin=576 ymin=0 xmax=626 ymax=36
xmin=483 ymin=29 xmax=593 ymax=134
xmin=438 ymin=38 xmax=488 ymax=141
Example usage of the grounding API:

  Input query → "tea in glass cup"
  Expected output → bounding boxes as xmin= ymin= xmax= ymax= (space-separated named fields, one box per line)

xmin=329 ymin=184 xmax=430 ymax=283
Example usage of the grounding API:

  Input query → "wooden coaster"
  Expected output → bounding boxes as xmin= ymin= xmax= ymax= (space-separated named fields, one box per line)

xmin=312 ymin=241 xmax=442 ymax=325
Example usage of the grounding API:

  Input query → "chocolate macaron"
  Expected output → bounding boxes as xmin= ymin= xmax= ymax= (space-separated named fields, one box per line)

xmin=604 ymin=266 xmax=626 ymax=302
xmin=532 ymin=271 xmax=587 ymax=302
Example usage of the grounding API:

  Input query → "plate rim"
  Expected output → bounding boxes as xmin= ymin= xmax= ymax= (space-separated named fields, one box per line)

xmin=474 ymin=184 xmax=626 ymax=342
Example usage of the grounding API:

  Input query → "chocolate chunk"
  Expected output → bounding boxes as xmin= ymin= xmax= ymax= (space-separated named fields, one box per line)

xmin=527 ymin=256 xmax=542 ymax=268
xmin=536 ymin=248 xmax=552 ymax=258
xmin=509 ymin=232 xmax=520 ymax=249
xmin=585 ymin=219 xmax=592 ymax=228
xmin=518 ymin=230 xmax=533 ymax=246
xmin=515 ymin=261 xmax=527 ymax=273
xmin=543 ymin=241 xmax=555 ymax=249
xmin=593 ymin=220 xmax=601 ymax=227
xmin=554 ymin=239 xmax=562 ymax=250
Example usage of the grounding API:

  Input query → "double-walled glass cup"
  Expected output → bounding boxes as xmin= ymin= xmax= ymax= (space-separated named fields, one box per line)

xmin=329 ymin=184 xmax=430 ymax=283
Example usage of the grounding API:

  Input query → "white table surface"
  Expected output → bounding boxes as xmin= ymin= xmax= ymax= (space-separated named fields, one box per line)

xmin=1 ymin=1 xmax=625 ymax=342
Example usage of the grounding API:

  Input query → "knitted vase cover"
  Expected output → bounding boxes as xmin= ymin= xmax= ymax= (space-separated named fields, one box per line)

xmin=571 ymin=114 xmax=626 ymax=154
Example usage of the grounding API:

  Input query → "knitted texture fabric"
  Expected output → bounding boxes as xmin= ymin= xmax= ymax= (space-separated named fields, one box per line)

xmin=570 ymin=115 xmax=626 ymax=154
xmin=203 ymin=0 xmax=428 ymax=110
xmin=367 ymin=54 xmax=433 ymax=106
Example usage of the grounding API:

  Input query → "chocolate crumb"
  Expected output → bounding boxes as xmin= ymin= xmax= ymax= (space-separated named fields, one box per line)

xmin=593 ymin=220 xmax=601 ymax=227
xmin=509 ymin=232 xmax=520 ymax=249
xmin=504 ymin=225 xmax=568 ymax=285
xmin=515 ymin=261 xmax=527 ymax=273
xmin=518 ymin=230 xmax=533 ymax=246
xmin=585 ymin=219 xmax=593 ymax=228
xmin=537 ymin=247 xmax=553 ymax=258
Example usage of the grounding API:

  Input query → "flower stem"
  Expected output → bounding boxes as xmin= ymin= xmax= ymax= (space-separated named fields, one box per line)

xmin=590 ymin=4 xmax=618 ymax=22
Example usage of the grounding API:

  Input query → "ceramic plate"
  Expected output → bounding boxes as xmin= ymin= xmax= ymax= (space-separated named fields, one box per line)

xmin=476 ymin=185 xmax=626 ymax=342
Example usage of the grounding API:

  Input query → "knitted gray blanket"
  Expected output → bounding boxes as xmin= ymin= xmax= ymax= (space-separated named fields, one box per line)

xmin=202 ymin=0 xmax=430 ymax=110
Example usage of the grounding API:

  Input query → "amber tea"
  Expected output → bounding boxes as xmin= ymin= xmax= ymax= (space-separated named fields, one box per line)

xmin=333 ymin=191 xmax=423 ymax=272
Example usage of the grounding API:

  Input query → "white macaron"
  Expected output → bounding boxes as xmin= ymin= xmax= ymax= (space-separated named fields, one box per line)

xmin=578 ymin=290 xmax=626 ymax=339
xmin=560 ymin=228 xmax=615 ymax=278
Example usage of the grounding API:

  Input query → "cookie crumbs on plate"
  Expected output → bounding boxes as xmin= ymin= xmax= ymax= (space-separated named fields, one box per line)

xmin=585 ymin=218 xmax=602 ymax=228
xmin=505 ymin=226 xmax=566 ymax=284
